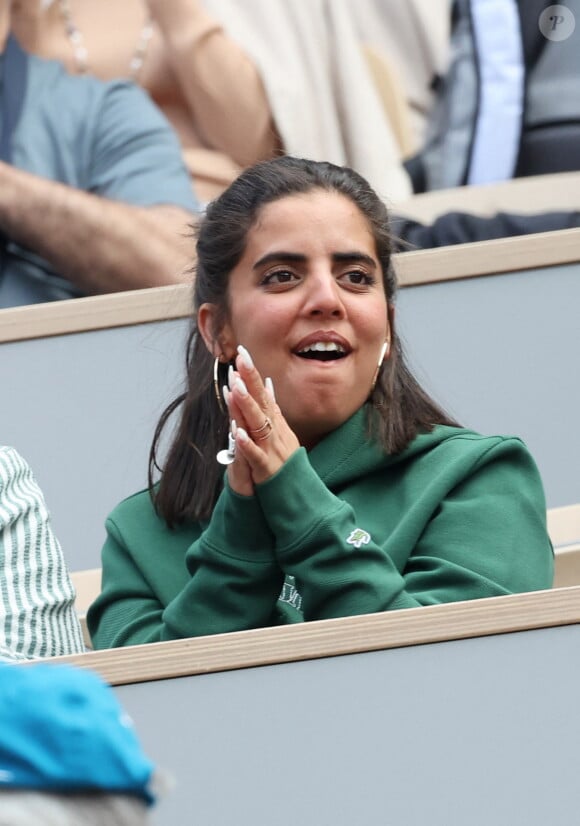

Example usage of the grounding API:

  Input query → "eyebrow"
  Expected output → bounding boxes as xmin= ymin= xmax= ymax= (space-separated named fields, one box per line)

xmin=253 ymin=251 xmax=378 ymax=270
xmin=333 ymin=252 xmax=377 ymax=269
xmin=253 ymin=252 xmax=305 ymax=270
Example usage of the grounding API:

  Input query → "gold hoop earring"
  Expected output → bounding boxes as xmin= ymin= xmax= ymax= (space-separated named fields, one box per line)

xmin=370 ymin=340 xmax=390 ymax=391
xmin=213 ymin=357 xmax=226 ymax=414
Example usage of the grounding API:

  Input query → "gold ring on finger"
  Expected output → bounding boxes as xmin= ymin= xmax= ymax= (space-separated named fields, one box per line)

xmin=250 ymin=417 xmax=273 ymax=439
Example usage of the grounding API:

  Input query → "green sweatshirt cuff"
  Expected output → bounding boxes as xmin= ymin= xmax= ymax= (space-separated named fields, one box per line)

xmin=202 ymin=483 xmax=274 ymax=561
xmin=256 ymin=448 xmax=343 ymax=551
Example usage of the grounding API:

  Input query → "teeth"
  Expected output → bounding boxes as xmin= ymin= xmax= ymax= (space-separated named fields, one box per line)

xmin=298 ymin=342 xmax=345 ymax=353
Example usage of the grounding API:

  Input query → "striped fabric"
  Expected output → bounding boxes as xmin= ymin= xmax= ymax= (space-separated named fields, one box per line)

xmin=0 ymin=446 xmax=85 ymax=661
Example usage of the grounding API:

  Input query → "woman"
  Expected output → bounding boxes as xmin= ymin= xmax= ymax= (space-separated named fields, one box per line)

xmin=0 ymin=446 xmax=85 ymax=660
xmin=87 ymin=156 xmax=553 ymax=649
xmin=21 ymin=0 xmax=280 ymax=202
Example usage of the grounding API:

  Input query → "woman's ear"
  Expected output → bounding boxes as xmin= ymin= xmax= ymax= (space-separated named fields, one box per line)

xmin=198 ymin=303 xmax=236 ymax=360
xmin=197 ymin=303 xmax=220 ymax=357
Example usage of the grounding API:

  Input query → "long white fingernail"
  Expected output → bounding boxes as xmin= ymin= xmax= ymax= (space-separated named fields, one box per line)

xmin=231 ymin=418 xmax=237 ymax=437
xmin=223 ymin=386 xmax=230 ymax=406
xmin=228 ymin=365 xmax=235 ymax=390
xmin=235 ymin=377 xmax=249 ymax=397
xmin=237 ymin=426 xmax=249 ymax=443
xmin=265 ymin=377 xmax=275 ymax=401
xmin=237 ymin=344 xmax=254 ymax=370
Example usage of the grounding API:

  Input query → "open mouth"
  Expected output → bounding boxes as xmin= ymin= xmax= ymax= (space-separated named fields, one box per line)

xmin=294 ymin=342 xmax=349 ymax=362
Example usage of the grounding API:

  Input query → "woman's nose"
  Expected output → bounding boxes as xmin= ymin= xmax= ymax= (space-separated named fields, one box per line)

xmin=305 ymin=273 xmax=346 ymax=318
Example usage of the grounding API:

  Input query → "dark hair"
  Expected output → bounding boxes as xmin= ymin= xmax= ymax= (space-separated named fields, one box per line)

xmin=149 ymin=156 xmax=457 ymax=525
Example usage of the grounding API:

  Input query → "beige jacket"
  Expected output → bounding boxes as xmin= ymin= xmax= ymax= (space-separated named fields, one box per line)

xmin=203 ymin=0 xmax=413 ymax=204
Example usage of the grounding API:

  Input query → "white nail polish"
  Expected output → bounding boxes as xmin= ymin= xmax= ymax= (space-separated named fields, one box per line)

xmin=231 ymin=418 xmax=237 ymax=437
xmin=237 ymin=344 xmax=254 ymax=369
xmin=228 ymin=365 xmax=235 ymax=390
xmin=235 ymin=378 xmax=249 ymax=396
xmin=265 ymin=377 xmax=275 ymax=401
xmin=237 ymin=426 xmax=249 ymax=442
xmin=222 ymin=386 xmax=230 ymax=406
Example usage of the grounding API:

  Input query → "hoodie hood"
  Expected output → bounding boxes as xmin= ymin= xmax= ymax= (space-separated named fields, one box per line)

xmin=308 ymin=406 xmax=471 ymax=489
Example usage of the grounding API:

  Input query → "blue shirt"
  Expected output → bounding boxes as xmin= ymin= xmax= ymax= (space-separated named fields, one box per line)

xmin=0 ymin=50 xmax=198 ymax=307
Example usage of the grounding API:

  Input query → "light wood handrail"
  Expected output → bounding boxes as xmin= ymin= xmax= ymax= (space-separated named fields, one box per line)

xmin=70 ymin=568 xmax=102 ymax=615
xmin=32 ymin=586 xmax=580 ymax=688
xmin=70 ymin=568 xmax=102 ymax=650
xmin=396 ymin=171 xmax=580 ymax=223
xmin=553 ymin=543 xmax=580 ymax=589
xmin=548 ymin=505 xmax=580 ymax=588
xmin=547 ymin=503 xmax=580 ymax=547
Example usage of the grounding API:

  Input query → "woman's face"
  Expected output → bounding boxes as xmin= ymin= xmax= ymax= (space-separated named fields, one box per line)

xmin=201 ymin=190 xmax=390 ymax=448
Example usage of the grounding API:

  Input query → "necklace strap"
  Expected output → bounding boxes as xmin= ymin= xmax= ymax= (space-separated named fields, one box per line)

xmin=58 ymin=0 xmax=153 ymax=80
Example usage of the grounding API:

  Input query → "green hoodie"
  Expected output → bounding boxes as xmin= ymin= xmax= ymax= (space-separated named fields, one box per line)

xmin=88 ymin=409 xmax=553 ymax=649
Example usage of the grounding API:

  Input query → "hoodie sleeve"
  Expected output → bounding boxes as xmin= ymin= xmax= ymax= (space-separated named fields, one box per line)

xmin=255 ymin=442 xmax=553 ymax=621
xmin=88 ymin=482 xmax=284 ymax=648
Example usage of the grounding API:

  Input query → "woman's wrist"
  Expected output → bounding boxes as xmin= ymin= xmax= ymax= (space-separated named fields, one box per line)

xmin=203 ymin=480 xmax=274 ymax=560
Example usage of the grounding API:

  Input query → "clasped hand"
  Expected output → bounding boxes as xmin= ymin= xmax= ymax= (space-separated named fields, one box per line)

xmin=224 ymin=345 xmax=300 ymax=496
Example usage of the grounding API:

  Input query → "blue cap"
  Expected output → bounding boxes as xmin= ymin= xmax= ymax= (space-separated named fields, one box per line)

xmin=0 ymin=663 xmax=156 ymax=805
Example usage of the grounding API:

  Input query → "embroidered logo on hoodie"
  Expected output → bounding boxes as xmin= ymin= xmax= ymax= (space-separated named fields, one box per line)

xmin=346 ymin=528 xmax=371 ymax=549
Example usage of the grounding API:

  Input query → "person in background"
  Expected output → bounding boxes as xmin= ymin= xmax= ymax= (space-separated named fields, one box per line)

xmin=405 ymin=0 xmax=580 ymax=193
xmin=87 ymin=156 xmax=553 ymax=650
xmin=0 ymin=661 xmax=159 ymax=825
xmin=0 ymin=445 xmax=85 ymax=661
xmin=27 ymin=0 xmax=281 ymax=203
xmin=0 ymin=0 xmax=198 ymax=308
xmin=341 ymin=0 xmax=452 ymax=154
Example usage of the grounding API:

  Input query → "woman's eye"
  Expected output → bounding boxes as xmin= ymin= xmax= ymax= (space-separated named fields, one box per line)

xmin=261 ymin=270 xmax=298 ymax=286
xmin=342 ymin=270 xmax=375 ymax=286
